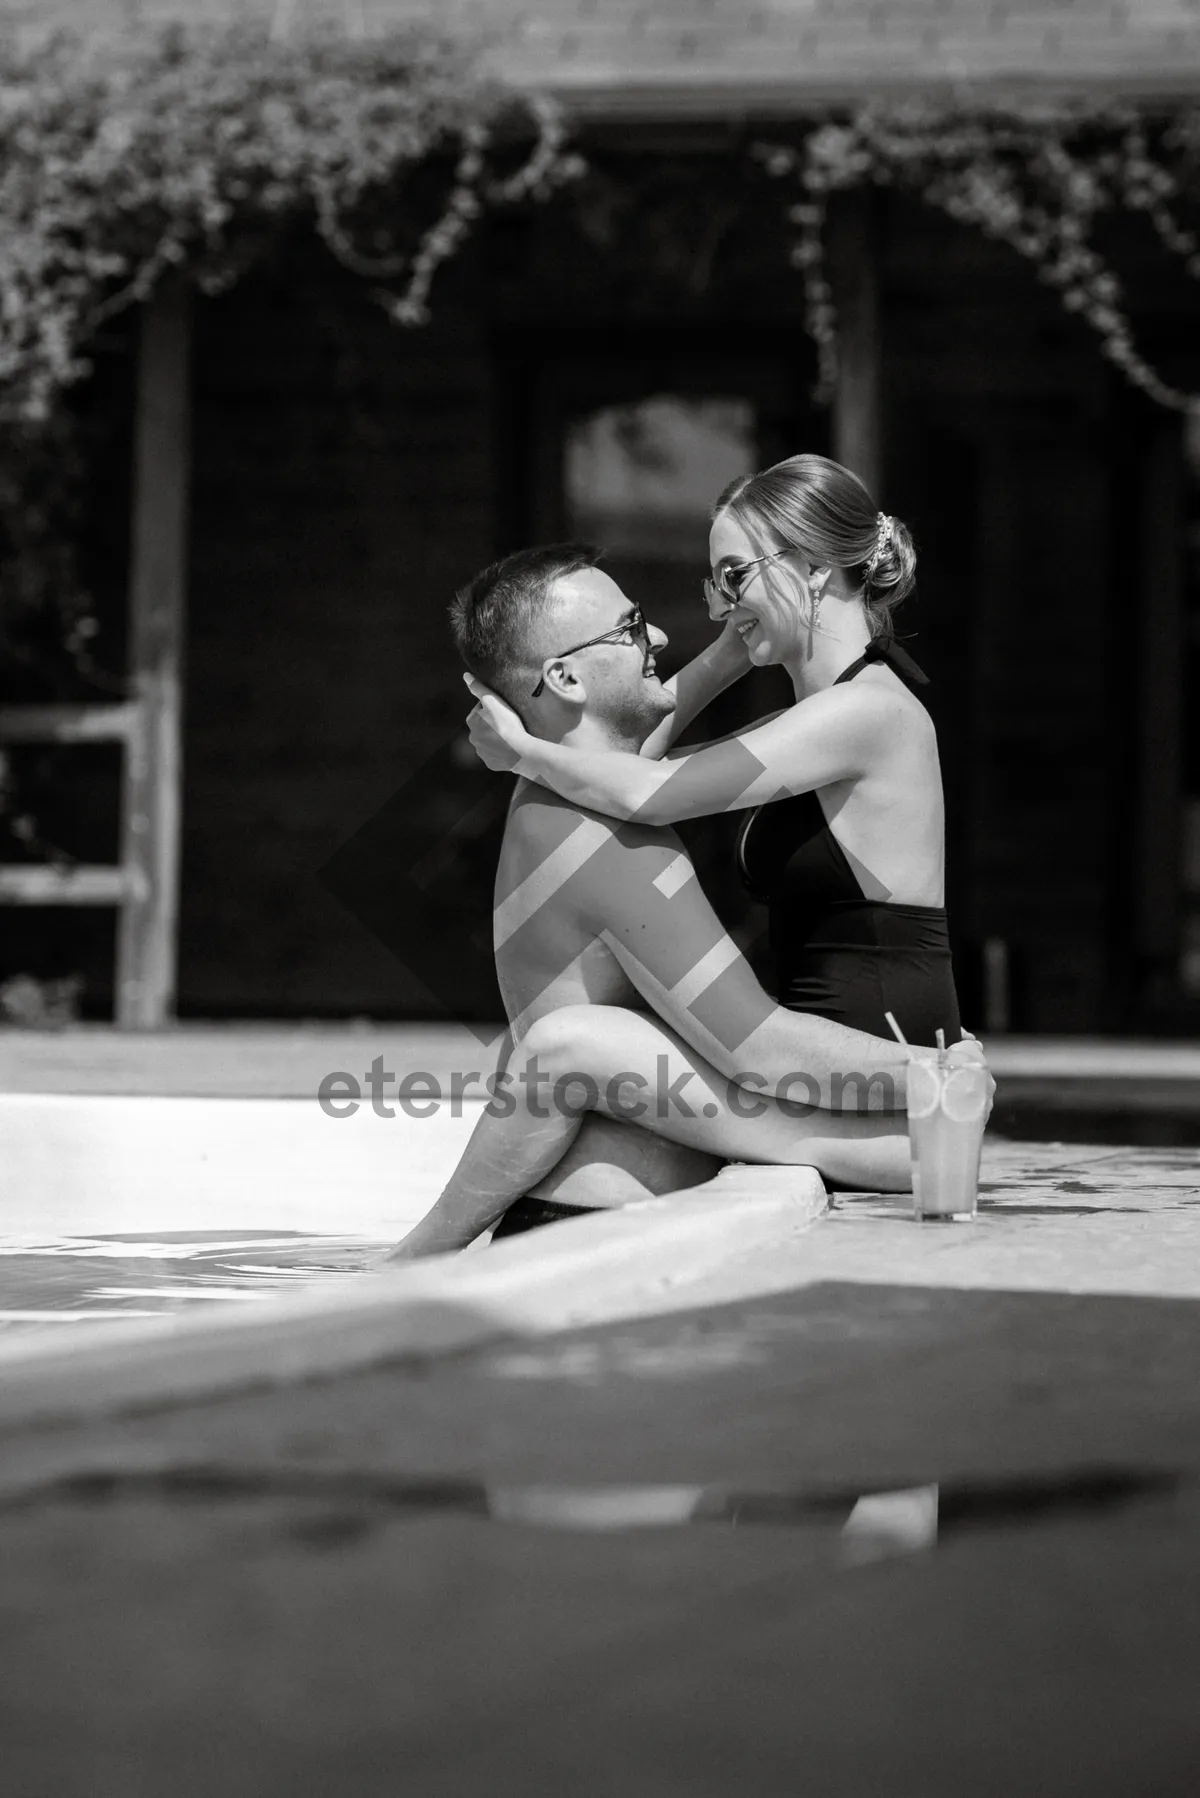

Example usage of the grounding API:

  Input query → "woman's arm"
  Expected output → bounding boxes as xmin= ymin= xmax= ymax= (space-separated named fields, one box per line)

xmin=638 ymin=616 xmax=752 ymax=760
xmin=467 ymin=677 xmax=895 ymax=827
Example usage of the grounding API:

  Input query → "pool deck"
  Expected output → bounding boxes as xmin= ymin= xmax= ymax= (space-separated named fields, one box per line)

xmin=1 ymin=1026 xmax=1197 ymax=1792
xmin=5 ymin=1020 xmax=1200 ymax=1096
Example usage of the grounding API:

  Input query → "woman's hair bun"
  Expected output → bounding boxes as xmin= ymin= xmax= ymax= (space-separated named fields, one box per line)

xmin=864 ymin=514 xmax=916 ymax=607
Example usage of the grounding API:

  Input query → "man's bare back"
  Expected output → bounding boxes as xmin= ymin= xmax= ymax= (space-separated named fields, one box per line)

xmin=496 ymin=782 xmax=650 ymax=1033
xmin=493 ymin=780 xmax=723 ymax=1209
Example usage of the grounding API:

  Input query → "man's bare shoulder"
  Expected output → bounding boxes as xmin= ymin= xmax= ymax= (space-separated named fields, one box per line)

xmin=500 ymin=780 xmax=689 ymax=921
xmin=506 ymin=779 xmax=679 ymax=854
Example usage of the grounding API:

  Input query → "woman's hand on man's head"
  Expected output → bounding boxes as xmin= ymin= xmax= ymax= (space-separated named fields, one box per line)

xmin=464 ymin=673 xmax=531 ymax=773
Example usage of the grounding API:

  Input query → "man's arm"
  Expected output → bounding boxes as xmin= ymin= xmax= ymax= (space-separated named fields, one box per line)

xmin=567 ymin=820 xmax=913 ymax=1111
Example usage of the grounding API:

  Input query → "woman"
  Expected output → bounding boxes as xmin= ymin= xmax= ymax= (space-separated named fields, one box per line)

xmin=388 ymin=456 xmax=978 ymax=1259
xmin=473 ymin=452 xmax=960 ymax=1049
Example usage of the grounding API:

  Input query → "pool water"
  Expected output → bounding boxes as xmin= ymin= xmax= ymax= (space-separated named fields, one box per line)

xmin=991 ymin=1105 xmax=1200 ymax=1148
xmin=0 ymin=1230 xmax=383 ymax=1338
xmin=0 ymin=1092 xmax=485 ymax=1342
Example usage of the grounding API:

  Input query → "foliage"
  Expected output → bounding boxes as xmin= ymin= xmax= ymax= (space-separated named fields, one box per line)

xmin=756 ymin=101 xmax=1200 ymax=417
xmin=0 ymin=21 xmax=578 ymax=424
xmin=0 ymin=19 xmax=579 ymax=677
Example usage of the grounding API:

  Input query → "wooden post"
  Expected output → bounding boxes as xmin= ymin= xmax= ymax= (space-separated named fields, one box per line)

xmin=828 ymin=191 xmax=882 ymax=498
xmin=116 ymin=277 xmax=192 ymax=1029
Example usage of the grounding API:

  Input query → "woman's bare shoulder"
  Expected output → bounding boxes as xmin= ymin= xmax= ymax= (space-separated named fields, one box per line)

xmin=843 ymin=668 xmax=934 ymax=728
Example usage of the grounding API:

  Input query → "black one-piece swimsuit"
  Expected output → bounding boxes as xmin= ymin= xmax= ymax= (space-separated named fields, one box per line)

xmin=736 ymin=638 xmax=961 ymax=1051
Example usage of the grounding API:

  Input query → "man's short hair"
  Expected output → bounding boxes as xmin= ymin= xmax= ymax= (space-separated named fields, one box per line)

xmin=449 ymin=542 xmax=602 ymax=705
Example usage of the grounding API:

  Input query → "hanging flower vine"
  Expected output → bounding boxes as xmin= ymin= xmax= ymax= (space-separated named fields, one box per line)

xmin=0 ymin=19 xmax=581 ymax=679
xmin=756 ymin=101 xmax=1200 ymax=417
xmin=0 ymin=23 xmax=581 ymax=425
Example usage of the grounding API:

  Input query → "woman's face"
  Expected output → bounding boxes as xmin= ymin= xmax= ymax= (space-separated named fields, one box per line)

xmin=708 ymin=508 xmax=817 ymax=668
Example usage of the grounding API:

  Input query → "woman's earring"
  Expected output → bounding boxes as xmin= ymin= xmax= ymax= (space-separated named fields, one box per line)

xmin=804 ymin=583 xmax=822 ymax=659
xmin=808 ymin=581 xmax=824 ymax=631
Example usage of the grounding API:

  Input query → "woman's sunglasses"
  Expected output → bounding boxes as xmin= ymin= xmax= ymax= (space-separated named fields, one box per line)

xmin=703 ymin=549 xmax=791 ymax=615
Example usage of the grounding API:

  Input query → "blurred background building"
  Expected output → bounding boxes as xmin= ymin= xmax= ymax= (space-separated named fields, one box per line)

xmin=1 ymin=0 xmax=1198 ymax=1035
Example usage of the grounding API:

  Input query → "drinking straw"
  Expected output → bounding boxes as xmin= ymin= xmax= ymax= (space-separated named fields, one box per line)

xmin=884 ymin=1010 xmax=909 ymax=1051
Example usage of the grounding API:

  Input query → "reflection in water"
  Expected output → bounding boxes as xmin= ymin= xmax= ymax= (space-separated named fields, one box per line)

xmin=6 ymin=1466 xmax=1176 ymax=1551
xmin=841 ymin=1487 xmax=940 ymax=1565
xmin=490 ymin=1483 xmax=940 ymax=1562
xmin=0 ymin=1231 xmax=378 ymax=1337
xmin=3 ymin=1463 xmax=935 ymax=1564
xmin=490 ymin=1485 xmax=709 ymax=1531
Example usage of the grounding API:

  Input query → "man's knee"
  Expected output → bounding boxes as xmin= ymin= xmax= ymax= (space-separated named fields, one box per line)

xmin=516 ymin=1006 xmax=594 ymax=1077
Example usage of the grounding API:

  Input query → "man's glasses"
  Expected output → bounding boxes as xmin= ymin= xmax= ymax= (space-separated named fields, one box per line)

xmin=531 ymin=606 xmax=652 ymax=698
xmin=703 ymin=549 xmax=791 ymax=614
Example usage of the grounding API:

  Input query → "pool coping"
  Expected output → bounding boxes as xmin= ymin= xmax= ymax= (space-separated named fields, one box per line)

xmin=3 ymin=1136 xmax=1198 ymax=1440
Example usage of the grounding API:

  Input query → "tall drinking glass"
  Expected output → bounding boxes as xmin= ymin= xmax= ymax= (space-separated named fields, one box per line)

xmin=907 ymin=1057 xmax=990 ymax=1222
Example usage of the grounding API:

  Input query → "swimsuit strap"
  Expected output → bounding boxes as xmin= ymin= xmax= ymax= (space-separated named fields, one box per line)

xmin=834 ymin=638 xmax=930 ymax=688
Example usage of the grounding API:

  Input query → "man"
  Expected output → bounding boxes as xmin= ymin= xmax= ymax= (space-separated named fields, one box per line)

xmin=390 ymin=544 xmax=963 ymax=1259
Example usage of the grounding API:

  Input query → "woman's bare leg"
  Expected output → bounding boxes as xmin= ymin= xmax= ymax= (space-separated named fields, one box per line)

xmin=388 ymin=1005 xmax=907 ymax=1259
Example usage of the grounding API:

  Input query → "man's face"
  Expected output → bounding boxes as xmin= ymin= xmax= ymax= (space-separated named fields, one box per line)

xmin=534 ymin=567 xmax=675 ymax=741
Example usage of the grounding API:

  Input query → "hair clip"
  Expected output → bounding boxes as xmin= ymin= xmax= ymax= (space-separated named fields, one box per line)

xmin=865 ymin=512 xmax=894 ymax=578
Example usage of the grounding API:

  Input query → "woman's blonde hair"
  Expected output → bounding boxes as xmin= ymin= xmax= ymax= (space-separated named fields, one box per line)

xmin=713 ymin=453 xmax=916 ymax=639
